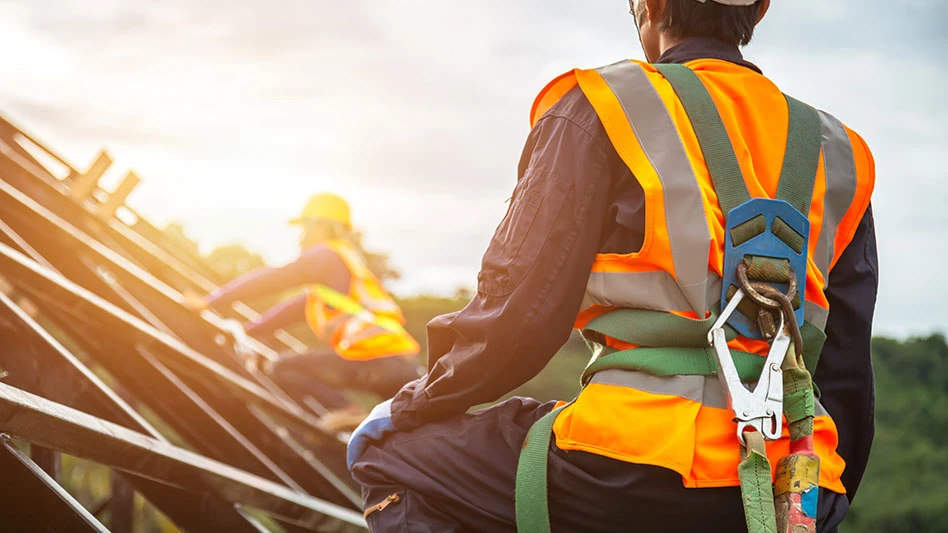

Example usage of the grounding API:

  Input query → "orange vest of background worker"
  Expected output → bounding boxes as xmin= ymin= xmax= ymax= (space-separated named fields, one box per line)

xmin=195 ymin=193 xmax=421 ymax=416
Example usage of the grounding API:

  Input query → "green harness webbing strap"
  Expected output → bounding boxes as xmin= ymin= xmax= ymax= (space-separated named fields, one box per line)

xmin=515 ymin=404 xmax=567 ymax=533
xmin=655 ymin=63 xmax=750 ymax=216
xmin=584 ymin=307 xmax=737 ymax=348
xmin=583 ymin=307 xmax=827 ymax=377
xmin=740 ymin=430 xmax=779 ymax=533
xmin=583 ymin=345 xmax=765 ymax=385
xmin=777 ymin=96 xmax=823 ymax=215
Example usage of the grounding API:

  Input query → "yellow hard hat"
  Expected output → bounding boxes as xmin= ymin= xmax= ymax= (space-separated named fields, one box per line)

xmin=289 ymin=193 xmax=351 ymax=228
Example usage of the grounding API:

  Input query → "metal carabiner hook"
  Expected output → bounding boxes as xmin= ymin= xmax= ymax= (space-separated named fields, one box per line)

xmin=709 ymin=289 xmax=787 ymax=445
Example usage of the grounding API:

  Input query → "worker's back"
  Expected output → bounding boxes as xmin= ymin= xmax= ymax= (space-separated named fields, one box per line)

xmin=305 ymin=239 xmax=420 ymax=361
xmin=532 ymin=56 xmax=874 ymax=495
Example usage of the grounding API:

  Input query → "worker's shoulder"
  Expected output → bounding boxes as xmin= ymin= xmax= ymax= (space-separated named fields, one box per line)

xmin=534 ymin=85 xmax=610 ymax=147
xmin=814 ymin=107 xmax=875 ymax=170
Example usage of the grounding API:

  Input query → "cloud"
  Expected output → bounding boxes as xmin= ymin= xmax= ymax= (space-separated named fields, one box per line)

xmin=0 ymin=0 xmax=941 ymax=335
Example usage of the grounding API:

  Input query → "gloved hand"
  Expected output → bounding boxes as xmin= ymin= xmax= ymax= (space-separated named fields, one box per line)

xmin=346 ymin=399 xmax=395 ymax=470
xmin=218 ymin=319 xmax=258 ymax=371
xmin=180 ymin=290 xmax=209 ymax=311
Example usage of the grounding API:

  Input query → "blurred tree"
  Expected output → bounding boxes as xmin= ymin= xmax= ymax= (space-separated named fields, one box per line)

xmin=160 ymin=222 xmax=200 ymax=257
xmin=205 ymin=244 xmax=266 ymax=282
xmin=350 ymin=229 xmax=400 ymax=282
xmin=160 ymin=222 xmax=400 ymax=284
xmin=841 ymin=334 xmax=948 ymax=533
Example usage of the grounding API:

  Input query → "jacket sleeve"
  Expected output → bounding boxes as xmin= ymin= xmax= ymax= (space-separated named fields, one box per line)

xmin=244 ymin=293 xmax=308 ymax=336
xmin=814 ymin=205 xmax=879 ymax=502
xmin=205 ymin=245 xmax=348 ymax=310
xmin=390 ymin=98 xmax=621 ymax=431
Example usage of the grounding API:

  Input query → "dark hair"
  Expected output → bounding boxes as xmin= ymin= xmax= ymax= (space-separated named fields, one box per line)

xmin=660 ymin=0 xmax=761 ymax=47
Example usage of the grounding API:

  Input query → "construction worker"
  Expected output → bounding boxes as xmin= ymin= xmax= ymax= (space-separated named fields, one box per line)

xmin=347 ymin=1 xmax=877 ymax=532
xmin=189 ymin=193 xmax=422 ymax=416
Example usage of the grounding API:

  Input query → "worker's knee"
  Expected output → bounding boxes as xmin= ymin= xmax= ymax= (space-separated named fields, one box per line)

xmin=358 ymin=356 xmax=422 ymax=398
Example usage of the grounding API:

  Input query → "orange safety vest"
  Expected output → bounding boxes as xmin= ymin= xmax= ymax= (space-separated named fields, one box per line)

xmin=304 ymin=239 xmax=420 ymax=361
xmin=531 ymin=59 xmax=874 ymax=493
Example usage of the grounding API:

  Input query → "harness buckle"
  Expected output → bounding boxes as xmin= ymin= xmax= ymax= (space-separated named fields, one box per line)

xmin=708 ymin=289 xmax=788 ymax=445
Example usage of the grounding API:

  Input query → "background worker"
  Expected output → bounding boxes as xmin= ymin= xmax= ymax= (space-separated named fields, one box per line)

xmin=189 ymin=193 xmax=422 ymax=416
xmin=346 ymin=0 xmax=877 ymax=531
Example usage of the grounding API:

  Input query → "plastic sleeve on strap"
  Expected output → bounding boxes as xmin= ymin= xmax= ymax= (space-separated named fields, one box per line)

xmin=743 ymin=256 xmax=792 ymax=284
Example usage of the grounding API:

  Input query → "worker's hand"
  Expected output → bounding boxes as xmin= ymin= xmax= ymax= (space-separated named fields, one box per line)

xmin=218 ymin=319 xmax=258 ymax=371
xmin=181 ymin=290 xmax=208 ymax=311
xmin=346 ymin=399 xmax=395 ymax=471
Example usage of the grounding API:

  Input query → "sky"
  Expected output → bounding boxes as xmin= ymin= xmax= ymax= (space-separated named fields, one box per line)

xmin=0 ymin=0 xmax=944 ymax=337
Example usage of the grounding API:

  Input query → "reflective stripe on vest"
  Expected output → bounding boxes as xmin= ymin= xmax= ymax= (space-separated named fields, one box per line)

xmin=305 ymin=240 xmax=420 ymax=361
xmin=580 ymin=61 xmax=711 ymax=317
xmin=588 ymin=370 xmax=830 ymax=417
xmin=814 ymin=111 xmax=858 ymax=279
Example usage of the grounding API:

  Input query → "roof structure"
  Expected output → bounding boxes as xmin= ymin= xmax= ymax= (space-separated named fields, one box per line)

xmin=0 ymin=114 xmax=367 ymax=532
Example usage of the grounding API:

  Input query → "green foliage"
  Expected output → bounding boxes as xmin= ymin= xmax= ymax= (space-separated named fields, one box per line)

xmin=350 ymin=229 xmax=400 ymax=282
xmin=395 ymin=294 xmax=587 ymax=402
xmin=841 ymin=335 xmax=948 ymax=533
xmin=395 ymin=294 xmax=470 ymax=365
xmin=58 ymin=455 xmax=180 ymax=532
xmin=160 ymin=222 xmax=200 ymax=257
xmin=507 ymin=333 xmax=587 ymax=402
xmin=205 ymin=244 xmax=266 ymax=282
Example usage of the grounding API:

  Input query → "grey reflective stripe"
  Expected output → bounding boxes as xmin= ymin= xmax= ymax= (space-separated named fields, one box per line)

xmin=338 ymin=322 xmax=389 ymax=349
xmin=814 ymin=111 xmax=858 ymax=279
xmin=589 ymin=369 xmax=829 ymax=416
xmin=592 ymin=369 xmax=707 ymax=403
xmin=353 ymin=284 xmax=400 ymax=315
xmin=804 ymin=304 xmax=829 ymax=331
xmin=582 ymin=271 xmax=722 ymax=314
xmin=595 ymin=61 xmax=711 ymax=315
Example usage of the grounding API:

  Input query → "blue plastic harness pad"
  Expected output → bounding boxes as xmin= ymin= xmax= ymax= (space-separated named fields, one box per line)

xmin=721 ymin=198 xmax=810 ymax=339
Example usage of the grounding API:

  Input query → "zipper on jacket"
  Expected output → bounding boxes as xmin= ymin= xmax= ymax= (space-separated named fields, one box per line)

xmin=364 ymin=493 xmax=401 ymax=519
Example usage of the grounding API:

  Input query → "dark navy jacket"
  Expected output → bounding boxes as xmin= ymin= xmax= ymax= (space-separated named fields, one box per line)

xmin=391 ymin=38 xmax=878 ymax=501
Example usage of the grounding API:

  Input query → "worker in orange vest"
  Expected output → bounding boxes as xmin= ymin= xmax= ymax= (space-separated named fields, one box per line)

xmin=190 ymin=193 xmax=421 ymax=418
xmin=346 ymin=1 xmax=878 ymax=531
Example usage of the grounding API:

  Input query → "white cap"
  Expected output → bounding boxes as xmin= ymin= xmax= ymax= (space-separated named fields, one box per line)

xmin=696 ymin=0 xmax=759 ymax=5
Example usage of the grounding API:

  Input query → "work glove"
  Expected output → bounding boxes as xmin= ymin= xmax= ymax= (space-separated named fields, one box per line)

xmin=180 ymin=290 xmax=209 ymax=311
xmin=346 ymin=399 xmax=395 ymax=471
xmin=218 ymin=319 xmax=258 ymax=372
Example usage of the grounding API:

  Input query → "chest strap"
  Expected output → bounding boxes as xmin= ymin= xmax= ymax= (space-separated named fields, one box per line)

xmin=581 ymin=308 xmax=826 ymax=381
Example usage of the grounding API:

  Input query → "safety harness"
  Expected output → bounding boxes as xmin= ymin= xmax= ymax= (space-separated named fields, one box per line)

xmin=515 ymin=64 xmax=824 ymax=533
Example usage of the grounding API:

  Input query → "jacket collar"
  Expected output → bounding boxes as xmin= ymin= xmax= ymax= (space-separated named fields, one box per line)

xmin=656 ymin=37 xmax=761 ymax=74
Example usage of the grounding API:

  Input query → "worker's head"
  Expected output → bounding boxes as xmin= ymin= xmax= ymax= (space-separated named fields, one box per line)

xmin=629 ymin=0 xmax=770 ymax=62
xmin=290 ymin=193 xmax=352 ymax=249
